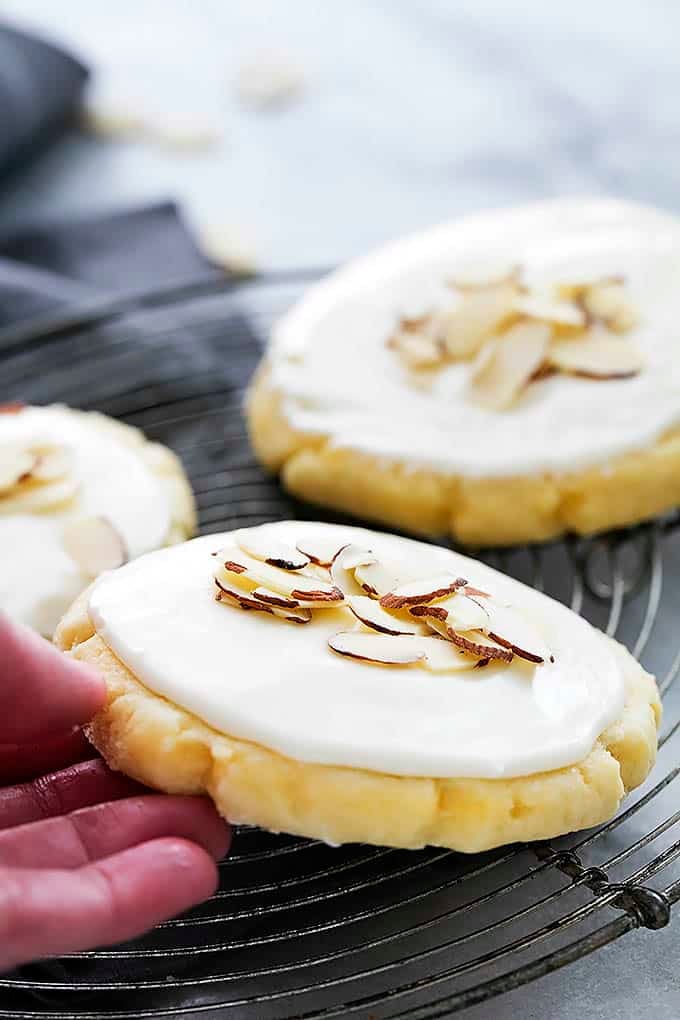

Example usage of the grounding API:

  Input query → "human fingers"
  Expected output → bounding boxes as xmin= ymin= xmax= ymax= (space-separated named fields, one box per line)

xmin=0 ymin=794 xmax=230 ymax=868
xmin=0 ymin=728 xmax=95 ymax=786
xmin=0 ymin=615 xmax=104 ymax=742
xmin=0 ymin=838 xmax=219 ymax=972
xmin=0 ymin=759 xmax=143 ymax=830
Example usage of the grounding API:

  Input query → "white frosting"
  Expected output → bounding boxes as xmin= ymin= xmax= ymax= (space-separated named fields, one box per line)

xmin=268 ymin=198 xmax=680 ymax=476
xmin=89 ymin=521 xmax=625 ymax=780
xmin=0 ymin=406 xmax=171 ymax=636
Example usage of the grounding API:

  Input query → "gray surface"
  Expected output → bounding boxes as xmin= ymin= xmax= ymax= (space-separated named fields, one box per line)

xmin=0 ymin=1 xmax=678 ymax=1015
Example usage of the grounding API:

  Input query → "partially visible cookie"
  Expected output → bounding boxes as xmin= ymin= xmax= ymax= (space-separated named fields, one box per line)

xmin=55 ymin=521 xmax=660 ymax=852
xmin=0 ymin=403 xmax=195 ymax=637
xmin=247 ymin=198 xmax=680 ymax=545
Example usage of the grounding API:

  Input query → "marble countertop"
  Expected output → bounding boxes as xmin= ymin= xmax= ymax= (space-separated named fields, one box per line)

xmin=1 ymin=0 xmax=680 ymax=272
xmin=0 ymin=1 xmax=678 ymax=1016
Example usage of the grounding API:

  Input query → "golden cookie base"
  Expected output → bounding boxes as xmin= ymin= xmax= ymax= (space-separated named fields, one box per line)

xmin=55 ymin=590 xmax=660 ymax=853
xmin=246 ymin=365 xmax=680 ymax=546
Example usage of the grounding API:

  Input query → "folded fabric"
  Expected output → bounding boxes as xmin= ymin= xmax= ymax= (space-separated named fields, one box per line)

xmin=0 ymin=202 xmax=222 ymax=327
xmin=0 ymin=22 xmax=88 ymax=182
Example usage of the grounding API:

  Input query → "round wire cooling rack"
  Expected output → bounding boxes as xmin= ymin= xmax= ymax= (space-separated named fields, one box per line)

xmin=0 ymin=272 xmax=679 ymax=1019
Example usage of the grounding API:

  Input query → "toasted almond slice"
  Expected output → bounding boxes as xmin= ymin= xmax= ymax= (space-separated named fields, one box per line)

xmin=380 ymin=574 xmax=468 ymax=609
xmin=251 ymin=586 xmax=300 ymax=609
xmin=296 ymin=534 xmax=347 ymax=567
xmin=330 ymin=544 xmax=377 ymax=596
xmin=548 ymin=331 xmax=643 ymax=379
xmin=0 ymin=448 xmax=37 ymax=494
xmin=418 ymin=636 xmax=481 ymax=672
xmin=215 ymin=580 xmax=274 ymax=613
xmin=216 ymin=580 xmax=312 ymax=623
xmin=557 ymin=276 xmax=623 ymax=302
xmin=354 ymin=561 xmax=411 ymax=598
xmin=390 ymin=332 xmax=443 ymax=370
xmin=62 ymin=516 xmax=127 ymax=577
xmin=348 ymin=596 xmax=427 ymax=636
xmin=581 ymin=281 xmax=638 ymax=332
xmin=0 ymin=473 xmax=79 ymax=513
xmin=328 ymin=631 xmax=425 ymax=665
xmin=328 ymin=631 xmax=478 ymax=671
xmin=512 ymin=294 xmax=585 ymax=328
xmin=446 ymin=629 xmax=514 ymax=663
xmin=217 ymin=546 xmax=344 ymax=602
xmin=448 ymin=265 xmax=520 ymax=291
xmin=410 ymin=592 xmax=490 ymax=633
xmin=469 ymin=321 xmax=551 ymax=410
xmin=485 ymin=603 xmax=548 ymax=664
xmin=235 ymin=528 xmax=310 ymax=570
xmin=437 ymin=282 xmax=519 ymax=361
xmin=31 ymin=446 xmax=73 ymax=483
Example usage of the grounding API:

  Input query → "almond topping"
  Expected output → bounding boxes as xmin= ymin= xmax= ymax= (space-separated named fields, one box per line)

xmin=410 ymin=592 xmax=490 ymax=633
xmin=0 ymin=448 xmax=37 ymax=494
xmin=328 ymin=631 xmax=478 ymax=671
xmin=581 ymin=280 xmax=638 ymax=332
xmin=390 ymin=331 xmax=443 ymax=370
xmin=218 ymin=546 xmax=344 ymax=602
xmin=469 ymin=320 xmax=551 ymax=410
xmin=295 ymin=534 xmax=347 ymax=567
xmin=446 ymin=629 xmax=514 ymax=663
xmin=512 ymin=294 xmax=585 ymax=328
xmin=548 ymin=331 xmax=643 ymax=379
xmin=484 ymin=603 xmax=547 ymax=663
xmin=438 ymin=281 xmax=519 ymax=360
xmin=216 ymin=580 xmax=312 ymax=623
xmin=348 ymin=596 xmax=427 ymax=636
xmin=235 ymin=528 xmax=310 ymax=570
xmin=380 ymin=574 xmax=468 ymax=609
xmin=330 ymin=544 xmax=378 ymax=596
xmin=62 ymin=516 xmax=127 ymax=577
xmin=31 ymin=447 xmax=73 ymax=483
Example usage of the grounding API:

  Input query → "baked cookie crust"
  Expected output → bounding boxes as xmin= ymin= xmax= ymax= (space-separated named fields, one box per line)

xmin=246 ymin=366 xmax=680 ymax=547
xmin=55 ymin=588 xmax=660 ymax=853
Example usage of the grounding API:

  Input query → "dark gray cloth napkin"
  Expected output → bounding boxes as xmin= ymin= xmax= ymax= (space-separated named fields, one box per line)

xmin=0 ymin=24 xmax=219 ymax=329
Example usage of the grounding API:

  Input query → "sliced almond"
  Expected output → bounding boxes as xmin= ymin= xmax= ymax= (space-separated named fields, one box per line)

xmin=354 ymin=561 xmax=412 ymax=598
xmin=446 ymin=629 xmax=514 ymax=663
xmin=581 ymin=281 xmax=638 ymax=333
xmin=390 ymin=331 xmax=443 ymax=370
xmin=436 ymin=282 xmax=519 ymax=361
xmin=328 ymin=631 xmax=477 ymax=671
xmin=62 ymin=516 xmax=127 ymax=577
xmin=0 ymin=447 xmax=37 ymax=494
xmin=469 ymin=320 xmax=551 ymax=410
xmin=31 ymin=446 xmax=73 ymax=483
xmin=448 ymin=265 xmax=521 ymax=291
xmin=512 ymin=294 xmax=585 ymax=328
xmin=348 ymin=596 xmax=427 ymax=636
xmin=217 ymin=546 xmax=344 ymax=602
xmin=380 ymin=574 xmax=468 ymax=609
xmin=410 ymin=592 xmax=490 ymax=633
xmin=548 ymin=331 xmax=643 ymax=379
xmin=485 ymin=603 xmax=548 ymax=664
xmin=216 ymin=580 xmax=312 ymax=623
xmin=330 ymin=544 xmax=377 ymax=596
xmin=0 ymin=473 xmax=80 ymax=513
xmin=235 ymin=528 xmax=310 ymax=570
xmin=295 ymin=534 xmax=347 ymax=567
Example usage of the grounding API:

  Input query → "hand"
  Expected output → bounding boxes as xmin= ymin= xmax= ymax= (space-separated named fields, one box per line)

xmin=0 ymin=615 xmax=230 ymax=972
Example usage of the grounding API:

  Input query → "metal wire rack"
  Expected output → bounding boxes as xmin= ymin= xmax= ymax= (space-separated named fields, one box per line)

xmin=0 ymin=273 xmax=678 ymax=1018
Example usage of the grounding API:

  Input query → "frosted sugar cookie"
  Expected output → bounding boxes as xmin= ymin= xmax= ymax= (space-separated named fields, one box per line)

xmin=0 ymin=403 xmax=195 ymax=636
xmin=247 ymin=198 xmax=680 ymax=545
xmin=55 ymin=521 xmax=660 ymax=852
